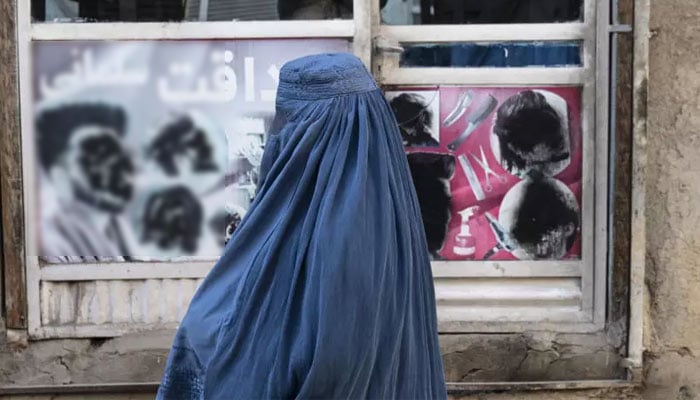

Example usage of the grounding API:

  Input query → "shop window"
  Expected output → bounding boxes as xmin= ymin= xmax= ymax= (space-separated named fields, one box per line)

xmin=19 ymin=0 xmax=361 ymax=337
xmin=7 ymin=0 xmax=648 ymax=386
xmin=17 ymin=0 xmax=624 ymax=381
xmin=373 ymin=0 xmax=606 ymax=334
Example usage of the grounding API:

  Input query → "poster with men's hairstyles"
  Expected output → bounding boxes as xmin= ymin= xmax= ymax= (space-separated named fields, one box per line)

xmin=387 ymin=86 xmax=583 ymax=261
xmin=33 ymin=39 xmax=349 ymax=264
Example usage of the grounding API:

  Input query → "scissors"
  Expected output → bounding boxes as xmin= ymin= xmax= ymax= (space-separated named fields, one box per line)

xmin=469 ymin=146 xmax=506 ymax=192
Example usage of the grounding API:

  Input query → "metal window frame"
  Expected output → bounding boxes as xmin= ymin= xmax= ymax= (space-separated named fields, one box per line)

xmin=30 ymin=20 xmax=356 ymax=40
xmin=18 ymin=0 xmax=611 ymax=338
xmin=373 ymin=0 xmax=609 ymax=333
xmin=18 ymin=2 xmax=364 ymax=339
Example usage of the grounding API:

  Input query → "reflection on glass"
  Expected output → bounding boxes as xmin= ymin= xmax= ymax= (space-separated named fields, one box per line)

xmin=32 ymin=0 xmax=365 ymax=22
xmin=382 ymin=0 xmax=583 ymax=25
xmin=187 ymin=0 xmax=278 ymax=20
xmin=399 ymin=42 xmax=582 ymax=68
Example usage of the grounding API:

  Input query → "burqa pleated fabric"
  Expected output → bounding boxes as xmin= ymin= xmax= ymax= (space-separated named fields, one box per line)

xmin=156 ymin=53 xmax=447 ymax=400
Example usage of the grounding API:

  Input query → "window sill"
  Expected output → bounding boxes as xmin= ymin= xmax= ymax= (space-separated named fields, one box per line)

xmin=0 ymin=380 xmax=637 ymax=397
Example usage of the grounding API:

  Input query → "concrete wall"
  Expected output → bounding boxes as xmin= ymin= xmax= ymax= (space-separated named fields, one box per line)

xmin=3 ymin=0 xmax=700 ymax=399
xmin=640 ymin=0 xmax=700 ymax=398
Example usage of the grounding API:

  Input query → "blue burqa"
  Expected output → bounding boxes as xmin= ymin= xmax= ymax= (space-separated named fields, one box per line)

xmin=157 ymin=53 xmax=447 ymax=400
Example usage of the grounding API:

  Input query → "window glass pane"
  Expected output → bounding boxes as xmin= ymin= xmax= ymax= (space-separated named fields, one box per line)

xmin=385 ymin=86 xmax=583 ymax=261
xmin=33 ymin=39 xmax=350 ymax=264
xmin=32 ymin=0 xmax=353 ymax=22
xmin=399 ymin=42 xmax=582 ymax=68
xmin=382 ymin=0 xmax=583 ymax=25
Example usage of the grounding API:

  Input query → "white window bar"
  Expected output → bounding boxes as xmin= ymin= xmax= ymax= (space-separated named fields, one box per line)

xmin=593 ymin=0 xmax=612 ymax=327
xmin=380 ymin=23 xmax=589 ymax=43
xmin=353 ymin=0 xmax=372 ymax=67
xmin=18 ymin=0 xmax=42 ymax=338
xmin=379 ymin=68 xmax=587 ymax=86
xmin=38 ymin=260 xmax=582 ymax=282
xmin=31 ymin=20 xmax=356 ymax=40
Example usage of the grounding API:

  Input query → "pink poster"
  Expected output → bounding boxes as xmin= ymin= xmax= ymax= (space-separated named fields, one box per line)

xmin=386 ymin=86 xmax=582 ymax=261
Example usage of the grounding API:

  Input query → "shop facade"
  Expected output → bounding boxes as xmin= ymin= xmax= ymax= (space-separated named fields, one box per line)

xmin=3 ymin=0 xmax=686 ymax=397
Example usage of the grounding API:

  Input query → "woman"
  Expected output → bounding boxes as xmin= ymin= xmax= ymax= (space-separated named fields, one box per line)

xmin=157 ymin=53 xmax=447 ymax=400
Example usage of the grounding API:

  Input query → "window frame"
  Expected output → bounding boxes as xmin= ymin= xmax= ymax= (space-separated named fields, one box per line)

xmin=372 ymin=0 xmax=609 ymax=334
xmin=18 ymin=0 xmax=368 ymax=339
xmin=17 ymin=0 xmax=610 ymax=338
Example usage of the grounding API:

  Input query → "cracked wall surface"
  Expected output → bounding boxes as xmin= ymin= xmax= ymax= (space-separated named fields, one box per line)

xmin=441 ymin=332 xmax=624 ymax=383
xmin=0 ymin=327 xmax=624 ymax=387
xmin=0 ymin=327 xmax=170 ymax=386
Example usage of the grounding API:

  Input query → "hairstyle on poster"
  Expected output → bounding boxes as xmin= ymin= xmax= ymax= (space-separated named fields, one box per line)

xmin=147 ymin=112 xmax=220 ymax=177
xmin=406 ymin=152 xmax=455 ymax=258
xmin=221 ymin=204 xmax=247 ymax=245
xmin=35 ymin=103 xmax=126 ymax=170
xmin=35 ymin=102 xmax=134 ymax=213
xmin=224 ymin=212 xmax=243 ymax=245
xmin=208 ymin=208 xmax=239 ymax=247
xmin=141 ymin=185 xmax=203 ymax=254
xmin=493 ymin=90 xmax=570 ymax=176
xmin=499 ymin=174 xmax=579 ymax=260
xmin=32 ymin=39 xmax=353 ymax=262
xmin=389 ymin=93 xmax=440 ymax=148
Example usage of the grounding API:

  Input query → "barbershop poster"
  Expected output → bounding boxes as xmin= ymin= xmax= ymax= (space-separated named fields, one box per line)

xmin=33 ymin=39 xmax=349 ymax=263
xmin=386 ymin=87 xmax=583 ymax=261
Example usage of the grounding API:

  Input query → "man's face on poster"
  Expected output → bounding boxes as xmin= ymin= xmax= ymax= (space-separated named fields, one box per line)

xmin=62 ymin=125 xmax=135 ymax=213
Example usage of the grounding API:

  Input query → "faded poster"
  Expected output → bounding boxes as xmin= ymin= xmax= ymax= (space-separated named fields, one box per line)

xmin=387 ymin=86 xmax=583 ymax=261
xmin=33 ymin=39 xmax=350 ymax=263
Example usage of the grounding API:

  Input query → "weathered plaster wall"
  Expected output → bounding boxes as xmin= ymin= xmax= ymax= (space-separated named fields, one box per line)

xmin=441 ymin=332 xmax=623 ymax=382
xmin=0 ymin=327 xmax=623 ymax=386
xmin=0 ymin=326 xmax=169 ymax=386
xmin=641 ymin=0 xmax=700 ymax=399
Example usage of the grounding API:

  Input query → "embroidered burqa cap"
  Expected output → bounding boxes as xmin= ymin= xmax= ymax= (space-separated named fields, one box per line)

xmin=157 ymin=52 xmax=447 ymax=400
